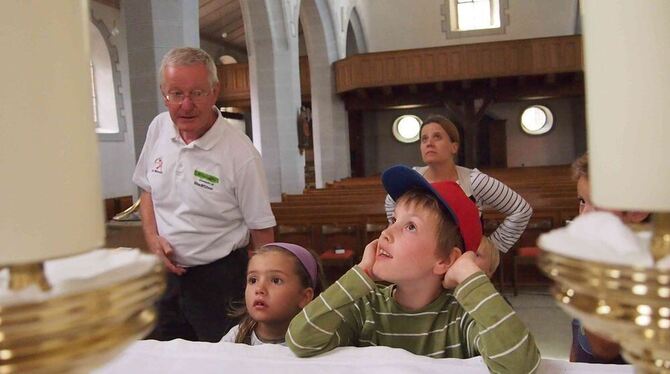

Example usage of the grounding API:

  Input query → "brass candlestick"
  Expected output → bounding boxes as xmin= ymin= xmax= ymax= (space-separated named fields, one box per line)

xmin=0 ymin=255 xmax=165 ymax=374
xmin=539 ymin=213 xmax=670 ymax=374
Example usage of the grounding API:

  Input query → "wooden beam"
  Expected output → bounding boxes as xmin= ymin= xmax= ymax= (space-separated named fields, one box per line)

xmin=474 ymin=97 xmax=494 ymax=123
xmin=545 ymin=73 xmax=557 ymax=85
xmin=355 ymin=89 xmax=368 ymax=99
xmin=443 ymin=100 xmax=465 ymax=124
xmin=381 ymin=86 xmax=393 ymax=96
xmin=342 ymin=80 xmax=584 ymax=111
xmin=517 ymin=76 xmax=527 ymax=87
xmin=463 ymin=98 xmax=478 ymax=167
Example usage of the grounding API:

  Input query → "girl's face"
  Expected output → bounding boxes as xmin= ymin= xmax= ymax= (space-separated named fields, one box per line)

xmin=245 ymin=251 xmax=313 ymax=326
xmin=420 ymin=122 xmax=459 ymax=165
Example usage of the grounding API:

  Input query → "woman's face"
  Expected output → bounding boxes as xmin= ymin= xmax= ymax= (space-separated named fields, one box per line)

xmin=420 ymin=122 xmax=459 ymax=165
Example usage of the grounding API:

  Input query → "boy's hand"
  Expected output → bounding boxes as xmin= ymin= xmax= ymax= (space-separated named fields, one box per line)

xmin=442 ymin=251 xmax=481 ymax=289
xmin=358 ymin=239 xmax=379 ymax=281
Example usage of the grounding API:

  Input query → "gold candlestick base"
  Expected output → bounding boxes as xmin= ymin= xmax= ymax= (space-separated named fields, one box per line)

xmin=0 ymin=256 xmax=165 ymax=373
xmin=7 ymin=263 xmax=51 ymax=292
xmin=538 ymin=252 xmax=670 ymax=373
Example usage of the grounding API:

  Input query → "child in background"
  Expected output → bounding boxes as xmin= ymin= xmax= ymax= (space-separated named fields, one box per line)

xmin=221 ymin=243 xmax=324 ymax=345
xmin=570 ymin=153 xmax=648 ymax=364
xmin=287 ymin=165 xmax=540 ymax=374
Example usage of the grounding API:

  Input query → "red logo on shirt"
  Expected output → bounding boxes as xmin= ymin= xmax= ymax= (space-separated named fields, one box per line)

xmin=152 ymin=158 xmax=163 ymax=174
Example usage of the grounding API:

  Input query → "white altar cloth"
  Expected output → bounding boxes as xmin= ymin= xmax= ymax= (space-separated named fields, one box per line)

xmin=93 ymin=339 xmax=634 ymax=374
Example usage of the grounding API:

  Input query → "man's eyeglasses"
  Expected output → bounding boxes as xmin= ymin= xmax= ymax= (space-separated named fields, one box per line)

xmin=164 ymin=89 xmax=212 ymax=104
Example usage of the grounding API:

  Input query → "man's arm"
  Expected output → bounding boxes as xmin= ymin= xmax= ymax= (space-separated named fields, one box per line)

xmin=249 ymin=227 xmax=274 ymax=249
xmin=139 ymin=190 xmax=185 ymax=275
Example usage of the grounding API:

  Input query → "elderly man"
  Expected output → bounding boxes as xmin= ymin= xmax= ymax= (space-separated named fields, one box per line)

xmin=133 ymin=47 xmax=275 ymax=342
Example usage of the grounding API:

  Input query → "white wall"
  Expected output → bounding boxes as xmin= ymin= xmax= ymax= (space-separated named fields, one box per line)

xmin=90 ymin=2 xmax=138 ymax=200
xmin=354 ymin=0 xmax=578 ymax=52
xmin=490 ymin=98 xmax=584 ymax=167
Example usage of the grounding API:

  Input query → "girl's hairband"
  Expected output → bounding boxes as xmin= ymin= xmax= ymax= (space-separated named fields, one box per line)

xmin=262 ymin=242 xmax=317 ymax=288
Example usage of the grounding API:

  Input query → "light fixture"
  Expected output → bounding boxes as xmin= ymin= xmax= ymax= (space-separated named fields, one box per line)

xmin=520 ymin=105 xmax=553 ymax=135
xmin=392 ymin=115 xmax=422 ymax=143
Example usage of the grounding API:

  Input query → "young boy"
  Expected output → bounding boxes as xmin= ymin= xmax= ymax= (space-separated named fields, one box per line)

xmin=287 ymin=165 xmax=540 ymax=374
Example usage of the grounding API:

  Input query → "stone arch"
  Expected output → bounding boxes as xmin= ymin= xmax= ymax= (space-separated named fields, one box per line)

xmin=90 ymin=12 xmax=127 ymax=141
xmin=346 ymin=6 xmax=367 ymax=57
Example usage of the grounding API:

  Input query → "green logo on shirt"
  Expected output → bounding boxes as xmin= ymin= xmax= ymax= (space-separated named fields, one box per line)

xmin=194 ymin=169 xmax=219 ymax=184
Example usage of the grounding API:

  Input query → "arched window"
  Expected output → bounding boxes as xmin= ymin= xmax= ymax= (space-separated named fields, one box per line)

xmin=90 ymin=15 xmax=126 ymax=141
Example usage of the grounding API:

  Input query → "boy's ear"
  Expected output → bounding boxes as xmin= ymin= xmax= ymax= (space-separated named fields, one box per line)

xmin=433 ymin=247 xmax=462 ymax=276
xmin=298 ymin=287 xmax=315 ymax=308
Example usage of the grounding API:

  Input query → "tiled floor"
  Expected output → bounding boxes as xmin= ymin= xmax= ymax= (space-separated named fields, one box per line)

xmin=505 ymin=287 xmax=573 ymax=360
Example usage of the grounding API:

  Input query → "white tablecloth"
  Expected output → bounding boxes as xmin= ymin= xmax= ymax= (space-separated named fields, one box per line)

xmin=93 ymin=340 xmax=634 ymax=374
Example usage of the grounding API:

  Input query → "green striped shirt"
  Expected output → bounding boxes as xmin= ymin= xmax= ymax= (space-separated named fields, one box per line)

xmin=287 ymin=267 xmax=540 ymax=374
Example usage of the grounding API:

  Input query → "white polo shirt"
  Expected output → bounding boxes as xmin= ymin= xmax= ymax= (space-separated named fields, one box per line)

xmin=133 ymin=109 xmax=276 ymax=267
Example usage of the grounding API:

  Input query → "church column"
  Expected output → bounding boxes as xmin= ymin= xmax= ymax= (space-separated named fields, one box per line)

xmin=121 ymin=0 xmax=199 ymax=158
xmin=241 ymin=0 xmax=304 ymax=201
xmin=301 ymin=0 xmax=351 ymax=187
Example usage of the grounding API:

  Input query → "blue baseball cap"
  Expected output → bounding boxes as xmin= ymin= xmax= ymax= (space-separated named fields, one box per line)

xmin=382 ymin=165 xmax=483 ymax=252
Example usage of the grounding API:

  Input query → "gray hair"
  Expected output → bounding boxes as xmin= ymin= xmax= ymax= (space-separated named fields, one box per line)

xmin=159 ymin=47 xmax=219 ymax=86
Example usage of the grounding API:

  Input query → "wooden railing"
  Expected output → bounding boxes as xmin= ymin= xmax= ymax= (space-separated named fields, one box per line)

xmin=334 ymin=35 xmax=582 ymax=93
xmin=215 ymin=36 xmax=582 ymax=104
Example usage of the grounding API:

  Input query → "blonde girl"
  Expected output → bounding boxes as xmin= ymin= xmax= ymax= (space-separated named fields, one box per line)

xmin=221 ymin=243 xmax=324 ymax=345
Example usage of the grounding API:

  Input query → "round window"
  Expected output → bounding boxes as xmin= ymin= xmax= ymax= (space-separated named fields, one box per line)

xmin=392 ymin=115 xmax=422 ymax=143
xmin=520 ymin=105 xmax=554 ymax=135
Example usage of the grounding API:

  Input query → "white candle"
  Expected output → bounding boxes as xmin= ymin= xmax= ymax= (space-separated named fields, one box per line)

xmin=581 ymin=0 xmax=670 ymax=211
xmin=0 ymin=1 xmax=104 ymax=264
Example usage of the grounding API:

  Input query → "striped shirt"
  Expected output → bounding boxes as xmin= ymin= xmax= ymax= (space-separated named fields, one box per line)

xmin=287 ymin=267 xmax=540 ymax=374
xmin=384 ymin=166 xmax=533 ymax=253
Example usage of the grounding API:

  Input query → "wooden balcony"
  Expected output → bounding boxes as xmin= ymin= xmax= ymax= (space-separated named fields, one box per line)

xmin=334 ymin=35 xmax=582 ymax=94
xmin=215 ymin=36 xmax=583 ymax=109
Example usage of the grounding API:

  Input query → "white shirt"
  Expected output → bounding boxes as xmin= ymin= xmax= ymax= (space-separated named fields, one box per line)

xmin=220 ymin=324 xmax=287 ymax=346
xmin=133 ymin=109 xmax=276 ymax=266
